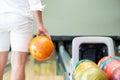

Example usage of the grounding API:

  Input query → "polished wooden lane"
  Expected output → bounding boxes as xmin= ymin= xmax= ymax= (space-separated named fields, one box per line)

xmin=3 ymin=51 xmax=63 ymax=80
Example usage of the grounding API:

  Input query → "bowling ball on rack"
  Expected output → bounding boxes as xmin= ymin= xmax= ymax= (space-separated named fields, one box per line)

xmin=76 ymin=68 xmax=107 ymax=80
xmin=29 ymin=36 xmax=54 ymax=60
xmin=74 ymin=59 xmax=107 ymax=80
xmin=104 ymin=60 xmax=120 ymax=80
xmin=73 ymin=59 xmax=92 ymax=72
xmin=98 ymin=56 xmax=120 ymax=80
xmin=98 ymin=56 xmax=113 ymax=67
xmin=110 ymin=66 xmax=120 ymax=80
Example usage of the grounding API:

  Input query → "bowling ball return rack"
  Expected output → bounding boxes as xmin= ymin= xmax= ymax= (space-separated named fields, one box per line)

xmin=52 ymin=36 xmax=115 ymax=80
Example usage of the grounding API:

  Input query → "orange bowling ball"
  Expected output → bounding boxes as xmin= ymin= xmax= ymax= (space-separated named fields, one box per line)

xmin=30 ymin=36 xmax=54 ymax=60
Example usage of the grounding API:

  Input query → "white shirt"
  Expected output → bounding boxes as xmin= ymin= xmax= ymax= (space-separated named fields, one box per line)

xmin=0 ymin=0 xmax=44 ymax=19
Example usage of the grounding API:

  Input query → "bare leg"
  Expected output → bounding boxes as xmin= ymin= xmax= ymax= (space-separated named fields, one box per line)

xmin=11 ymin=51 xmax=27 ymax=80
xmin=0 ymin=52 xmax=9 ymax=80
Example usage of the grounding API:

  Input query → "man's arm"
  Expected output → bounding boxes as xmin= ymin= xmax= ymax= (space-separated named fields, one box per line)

xmin=33 ymin=11 xmax=50 ymax=38
xmin=28 ymin=0 xmax=50 ymax=38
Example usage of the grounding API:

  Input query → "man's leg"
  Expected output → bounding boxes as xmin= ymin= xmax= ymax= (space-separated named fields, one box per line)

xmin=0 ymin=52 xmax=9 ymax=80
xmin=10 ymin=51 xmax=27 ymax=80
xmin=0 ymin=32 xmax=10 ymax=80
xmin=10 ymin=18 xmax=33 ymax=80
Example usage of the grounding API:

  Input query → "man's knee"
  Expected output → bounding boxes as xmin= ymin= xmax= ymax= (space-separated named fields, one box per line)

xmin=11 ymin=62 xmax=25 ymax=70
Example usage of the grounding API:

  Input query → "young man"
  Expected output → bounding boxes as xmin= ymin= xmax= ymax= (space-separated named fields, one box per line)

xmin=0 ymin=0 xmax=50 ymax=80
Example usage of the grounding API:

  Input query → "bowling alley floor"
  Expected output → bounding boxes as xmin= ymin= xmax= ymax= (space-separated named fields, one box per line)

xmin=3 ymin=51 xmax=63 ymax=80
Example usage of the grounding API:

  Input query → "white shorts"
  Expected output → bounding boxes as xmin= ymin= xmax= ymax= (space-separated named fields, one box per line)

xmin=0 ymin=13 xmax=33 ymax=52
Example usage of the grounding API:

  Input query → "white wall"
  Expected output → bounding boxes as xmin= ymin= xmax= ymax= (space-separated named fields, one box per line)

xmin=35 ymin=0 xmax=120 ymax=36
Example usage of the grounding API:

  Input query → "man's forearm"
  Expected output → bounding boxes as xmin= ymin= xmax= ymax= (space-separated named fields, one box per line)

xmin=33 ymin=11 xmax=44 ymax=26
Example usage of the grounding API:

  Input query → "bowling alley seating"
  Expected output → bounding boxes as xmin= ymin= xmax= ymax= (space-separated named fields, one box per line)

xmin=70 ymin=36 xmax=115 ymax=80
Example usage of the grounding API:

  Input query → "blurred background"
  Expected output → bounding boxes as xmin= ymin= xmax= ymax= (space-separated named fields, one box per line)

xmin=3 ymin=0 xmax=120 ymax=80
xmin=40 ymin=0 xmax=120 ymax=36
